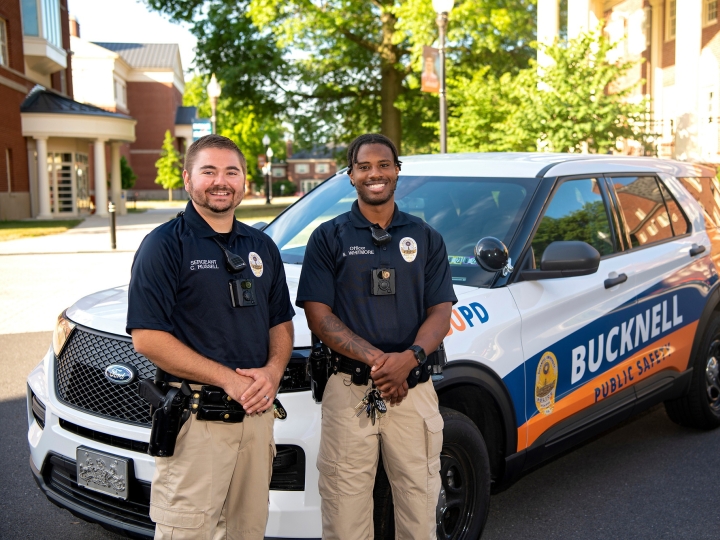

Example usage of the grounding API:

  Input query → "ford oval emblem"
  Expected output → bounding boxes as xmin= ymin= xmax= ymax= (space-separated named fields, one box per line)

xmin=104 ymin=363 xmax=137 ymax=385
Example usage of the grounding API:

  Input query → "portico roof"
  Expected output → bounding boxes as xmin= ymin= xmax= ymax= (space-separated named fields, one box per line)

xmin=21 ymin=88 xmax=136 ymax=142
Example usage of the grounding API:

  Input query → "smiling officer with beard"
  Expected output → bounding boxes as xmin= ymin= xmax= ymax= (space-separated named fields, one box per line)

xmin=296 ymin=133 xmax=457 ymax=540
xmin=127 ymin=135 xmax=295 ymax=539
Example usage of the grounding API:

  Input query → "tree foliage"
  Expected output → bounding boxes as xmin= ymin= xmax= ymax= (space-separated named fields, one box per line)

xmin=142 ymin=0 xmax=536 ymax=154
xmin=155 ymin=130 xmax=183 ymax=197
xmin=449 ymin=28 xmax=648 ymax=154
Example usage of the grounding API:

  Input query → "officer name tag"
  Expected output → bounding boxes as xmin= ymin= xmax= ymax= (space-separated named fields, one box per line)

xmin=229 ymin=278 xmax=257 ymax=307
xmin=371 ymin=268 xmax=395 ymax=296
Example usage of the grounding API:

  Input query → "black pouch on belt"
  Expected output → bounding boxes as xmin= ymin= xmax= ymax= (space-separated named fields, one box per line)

xmin=309 ymin=334 xmax=330 ymax=403
xmin=190 ymin=385 xmax=246 ymax=422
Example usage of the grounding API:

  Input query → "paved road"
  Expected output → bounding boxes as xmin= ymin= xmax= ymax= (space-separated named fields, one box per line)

xmin=2 ymin=209 xmax=719 ymax=539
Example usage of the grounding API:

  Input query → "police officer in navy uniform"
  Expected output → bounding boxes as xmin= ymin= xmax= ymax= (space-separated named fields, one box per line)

xmin=296 ymin=133 xmax=457 ymax=540
xmin=127 ymin=135 xmax=295 ymax=540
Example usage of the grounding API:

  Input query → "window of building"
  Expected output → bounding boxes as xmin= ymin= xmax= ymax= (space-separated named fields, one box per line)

xmin=705 ymin=0 xmax=718 ymax=26
xmin=21 ymin=0 xmax=61 ymax=47
xmin=295 ymin=163 xmax=309 ymax=174
xmin=315 ymin=163 xmax=330 ymax=174
xmin=272 ymin=168 xmax=285 ymax=178
xmin=21 ymin=0 xmax=39 ymax=36
xmin=0 ymin=18 xmax=8 ymax=67
xmin=531 ymin=178 xmax=614 ymax=264
xmin=666 ymin=0 xmax=676 ymax=40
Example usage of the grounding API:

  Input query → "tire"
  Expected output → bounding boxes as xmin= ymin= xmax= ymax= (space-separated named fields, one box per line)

xmin=373 ymin=406 xmax=492 ymax=539
xmin=664 ymin=312 xmax=720 ymax=429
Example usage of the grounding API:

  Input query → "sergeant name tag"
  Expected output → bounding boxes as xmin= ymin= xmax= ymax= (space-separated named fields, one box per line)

xmin=371 ymin=268 xmax=395 ymax=296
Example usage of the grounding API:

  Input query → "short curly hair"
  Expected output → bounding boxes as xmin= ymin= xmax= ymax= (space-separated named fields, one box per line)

xmin=346 ymin=133 xmax=402 ymax=174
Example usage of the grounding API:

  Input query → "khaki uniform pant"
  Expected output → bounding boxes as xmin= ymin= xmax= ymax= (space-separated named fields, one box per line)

xmin=149 ymin=410 xmax=276 ymax=540
xmin=317 ymin=374 xmax=443 ymax=540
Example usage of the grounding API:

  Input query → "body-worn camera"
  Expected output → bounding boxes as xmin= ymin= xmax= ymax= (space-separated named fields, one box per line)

xmin=372 ymin=267 xmax=396 ymax=296
xmin=229 ymin=278 xmax=256 ymax=307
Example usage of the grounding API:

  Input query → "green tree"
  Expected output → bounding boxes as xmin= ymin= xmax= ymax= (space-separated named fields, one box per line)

xmin=120 ymin=156 xmax=137 ymax=190
xmin=142 ymin=0 xmax=536 ymax=154
xmin=155 ymin=130 xmax=183 ymax=200
xmin=449 ymin=27 xmax=649 ymax=154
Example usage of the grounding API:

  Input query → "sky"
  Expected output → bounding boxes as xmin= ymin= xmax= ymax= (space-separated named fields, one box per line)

xmin=67 ymin=0 xmax=197 ymax=75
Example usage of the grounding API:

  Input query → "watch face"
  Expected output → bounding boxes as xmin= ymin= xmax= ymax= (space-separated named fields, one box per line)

xmin=411 ymin=346 xmax=426 ymax=364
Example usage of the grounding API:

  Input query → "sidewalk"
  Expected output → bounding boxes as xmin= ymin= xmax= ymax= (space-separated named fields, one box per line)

xmin=0 ymin=196 xmax=298 ymax=256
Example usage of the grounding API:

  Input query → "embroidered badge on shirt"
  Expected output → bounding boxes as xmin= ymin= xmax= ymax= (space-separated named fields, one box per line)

xmin=248 ymin=252 xmax=263 ymax=277
xmin=399 ymin=237 xmax=418 ymax=262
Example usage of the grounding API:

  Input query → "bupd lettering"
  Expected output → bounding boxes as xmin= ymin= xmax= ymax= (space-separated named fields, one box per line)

xmin=571 ymin=295 xmax=682 ymax=384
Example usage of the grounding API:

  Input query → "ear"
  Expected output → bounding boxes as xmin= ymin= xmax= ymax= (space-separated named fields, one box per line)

xmin=183 ymin=169 xmax=190 ymax=191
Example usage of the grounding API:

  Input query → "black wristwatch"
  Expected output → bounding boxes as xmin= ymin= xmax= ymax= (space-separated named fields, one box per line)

xmin=408 ymin=345 xmax=427 ymax=365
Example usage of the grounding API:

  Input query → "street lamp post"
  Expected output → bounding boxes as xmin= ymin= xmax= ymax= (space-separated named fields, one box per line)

xmin=263 ymin=134 xmax=273 ymax=204
xmin=432 ymin=0 xmax=454 ymax=154
xmin=207 ymin=73 xmax=222 ymax=134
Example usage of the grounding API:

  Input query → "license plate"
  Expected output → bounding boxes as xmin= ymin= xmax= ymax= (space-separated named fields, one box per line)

xmin=76 ymin=446 xmax=130 ymax=500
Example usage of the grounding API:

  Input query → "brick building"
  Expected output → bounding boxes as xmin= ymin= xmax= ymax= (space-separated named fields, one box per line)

xmin=286 ymin=143 xmax=344 ymax=194
xmin=538 ymin=0 xmax=720 ymax=162
xmin=0 ymin=0 xmax=136 ymax=220
xmin=71 ymin=31 xmax=186 ymax=198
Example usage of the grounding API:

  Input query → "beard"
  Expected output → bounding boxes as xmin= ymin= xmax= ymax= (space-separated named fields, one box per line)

xmin=186 ymin=178 xmax=243 ymax=214
xmin=356 ymin=177 xmax=397 ymax=206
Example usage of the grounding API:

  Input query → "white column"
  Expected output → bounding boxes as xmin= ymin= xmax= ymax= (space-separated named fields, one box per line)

xmin=674 ymin=0 xmax=703 ymax=161
xmin=650 ymin=0 xmax=664 ymax=145
xmin=568 ymin=0 xmax=591 ymax=40
xmin=110 ymin=142 xmax=125 ymax=215
xmin=35 ymin=137 xmax=52 ymax=219
xmin=537 ymin=0 xmax=559 ymax=69
xmin=94 ymin=139 xmax=109 ymax=217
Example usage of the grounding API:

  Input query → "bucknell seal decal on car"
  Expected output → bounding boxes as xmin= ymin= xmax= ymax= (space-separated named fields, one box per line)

xmin=249 ymin=252 xmax=263 ymax=277
xmin=535 ymin=352 xmax=558 ymax=415
xmin=399 ymin=237 xmax=417 ymax=262
xmin=104 ymin=363 xmax=137 ymax=385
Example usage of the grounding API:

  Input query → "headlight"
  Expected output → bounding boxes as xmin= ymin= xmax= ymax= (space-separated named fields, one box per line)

xmin=52 ymin=311 xmax=76 ymax=357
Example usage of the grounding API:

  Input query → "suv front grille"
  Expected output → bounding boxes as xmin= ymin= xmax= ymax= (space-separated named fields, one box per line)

xmin=55 ymin=327 xmax=155 ymax=425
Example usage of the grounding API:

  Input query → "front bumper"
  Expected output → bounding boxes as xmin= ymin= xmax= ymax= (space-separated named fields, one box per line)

xmin=27 ymin=347 xmax=324 ymax=539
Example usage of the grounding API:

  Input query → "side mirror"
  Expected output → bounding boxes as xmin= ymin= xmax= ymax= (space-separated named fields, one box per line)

xmin=521 ymin=241 xmax=600 ymax=281
xmin=474 ymin=237 xmax=514 ymax=276
xmin=251 ymin=221 xmax=268 ymax=230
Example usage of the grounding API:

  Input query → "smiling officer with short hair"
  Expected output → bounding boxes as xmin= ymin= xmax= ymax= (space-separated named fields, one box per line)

xmin=127 ymin=134 xmax=295 ymax=540
xmin=297 ymin=133 xmax=457 ymax=540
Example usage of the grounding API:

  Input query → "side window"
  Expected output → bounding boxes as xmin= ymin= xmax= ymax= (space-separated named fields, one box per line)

xmin=532 ymin=177 xmax=614 ymax=264
xmin=678 ymin=176 xmax=719 ymax=228
xmin=611 ymin=176 xmax=673 ymax=247
xmin=657 ymin=181 xmax=689 ymax=236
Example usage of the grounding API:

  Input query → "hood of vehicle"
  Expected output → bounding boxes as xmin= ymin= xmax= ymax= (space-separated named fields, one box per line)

xmin=65 ymin=264 xmax=480 ymax=346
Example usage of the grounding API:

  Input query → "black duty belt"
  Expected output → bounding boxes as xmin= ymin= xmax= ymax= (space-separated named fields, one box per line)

xmin=331 ymin=350 xmax=441 ymax=388
xmin=189 ymin=385 xmax=246 ymax=422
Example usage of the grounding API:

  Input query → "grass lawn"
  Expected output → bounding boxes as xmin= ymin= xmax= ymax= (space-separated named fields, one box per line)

xmin=0 ymin=220 xmax=82 ymax=242
xmin=235 ymin=202 xmax=291 ymax=225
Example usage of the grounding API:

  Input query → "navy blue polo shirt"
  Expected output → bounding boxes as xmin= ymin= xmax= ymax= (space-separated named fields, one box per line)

xmin=296 ymin=200 xmax=457 ymax=353
xmin=126 ymin=201 xmax=295 ymax=371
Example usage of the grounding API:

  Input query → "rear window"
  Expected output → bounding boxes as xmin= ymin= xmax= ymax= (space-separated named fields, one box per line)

xmin=679 ymin=176 xmax=720 ymax=228
xmin=263 ymin=173 xmax=538 ymax=287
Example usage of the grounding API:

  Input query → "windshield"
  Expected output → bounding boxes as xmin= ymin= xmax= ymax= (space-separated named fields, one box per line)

xmin=264 ymin=173 xmax=538 ymax=287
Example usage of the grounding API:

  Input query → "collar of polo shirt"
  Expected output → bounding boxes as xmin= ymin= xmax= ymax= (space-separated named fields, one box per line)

xmin=348 ymin=200 xmax=410 ymax=230
xmin=182 ymin=200 xmax=250 ymax=241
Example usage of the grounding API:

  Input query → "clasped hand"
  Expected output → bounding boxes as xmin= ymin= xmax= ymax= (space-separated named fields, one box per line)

xmin=370 ymin=351 xmax=416 ymax=405
xmin=223 ymin=366 xmax=281 ymax=415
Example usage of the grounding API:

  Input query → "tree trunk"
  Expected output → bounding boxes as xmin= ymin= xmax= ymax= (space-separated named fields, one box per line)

xmin=380 ymin=63 xmax=403 ymax=154
xmin=168 ymin=188 xmax=172 ymax=201
xmin=379 ymin=10 xmax=403 ymax=154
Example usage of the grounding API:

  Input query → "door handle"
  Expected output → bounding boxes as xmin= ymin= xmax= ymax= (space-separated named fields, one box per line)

xmin=604 ymin=273 xmax=628 ymax=289
xmin=690 ymin=244 xmax=706 ymax=257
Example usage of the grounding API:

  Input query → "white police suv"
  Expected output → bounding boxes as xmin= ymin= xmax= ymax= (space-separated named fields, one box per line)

xmin=27 ymin=153 xmax=720 ymax=539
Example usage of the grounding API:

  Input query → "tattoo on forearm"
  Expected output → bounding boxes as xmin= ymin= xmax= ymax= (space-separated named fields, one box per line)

xmin=318 ymin=315 xmax=378 ymax=363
